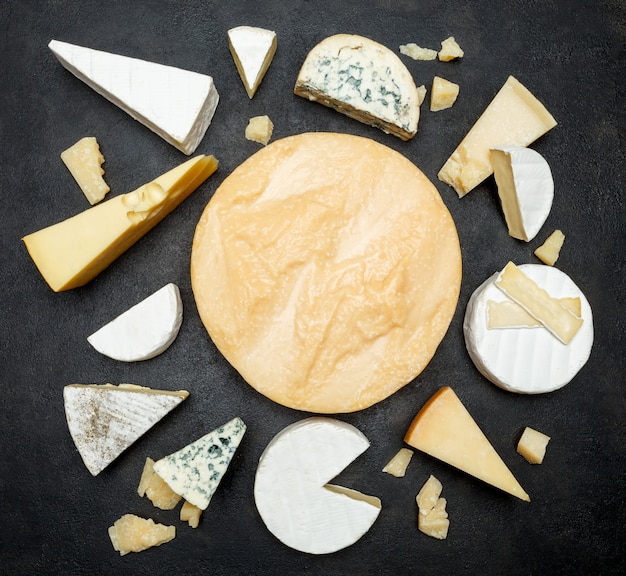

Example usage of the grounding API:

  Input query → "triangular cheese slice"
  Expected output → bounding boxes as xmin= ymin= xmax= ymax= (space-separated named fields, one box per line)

xmin=153 ymin=417 xmax=246 ymax=510
xmin=227 ymin=26 xmax=277 ymax=98
xmin=64 ymin=384 xmax=188 ymax=476
xmin=404 ymin=387 xmax=529 ymax=501
xmin=49 ymin=39 xmax=219 ymax=154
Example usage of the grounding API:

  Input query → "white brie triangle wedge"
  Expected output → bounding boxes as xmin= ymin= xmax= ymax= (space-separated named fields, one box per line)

xmin=228 ymin=26 xmax=277 ymax=98
xmin=64 ymin=384 xmax=188 ymax=476
xmin=49 ymin=39 xmax=219 ymax=154
xmin=87 ymin=283 xmax=183 ymax=362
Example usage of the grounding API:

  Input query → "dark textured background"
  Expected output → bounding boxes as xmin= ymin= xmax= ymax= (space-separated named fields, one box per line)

xmin=1 ymin=1 xmax=624 ymax=574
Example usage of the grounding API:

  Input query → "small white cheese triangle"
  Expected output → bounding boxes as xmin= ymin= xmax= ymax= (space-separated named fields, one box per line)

xmin=491 ymin=147 xmax=554 ymax=242
xmin=254 ymin=417 xmax=381 ymax=554
xmin=153 ymin=417 xmax=246 ymax=510
xmin=228 ymin=26 xmax=277 ymax=98
xmin=64 ymin=383 xmax=188 ymax=476
xmin=49 ymin=40 xmax=219 ymax=154
xmin=88 ymin=283 xmax=183 ymax=362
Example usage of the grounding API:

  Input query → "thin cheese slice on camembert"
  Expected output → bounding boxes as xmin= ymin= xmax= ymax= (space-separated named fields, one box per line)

xmin=63 ymin=384 xmax=188 ymax=476
xmin=49 ymin=40 xmax=219 ymax=154
xmin=23 ymin=155 xmax=217 ymax=291
xmin=294 ymin=35 xmax=421 ymax=140
xmin=228 ymin=26 xmax=277 ymax=98
xmin=404 ymin=387 xmax=530 ymax=501
xmin=191 ymin=133 xmax=461 ymax=413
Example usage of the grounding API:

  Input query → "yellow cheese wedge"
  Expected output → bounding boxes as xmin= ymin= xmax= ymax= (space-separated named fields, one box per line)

xmin=404 ymin=387 xmax=530 ymax=501
xmin=495 ymin=262 xmax=583 ymax=344
xmin=23 ymin=155 xmax=218 ymax=291
xmin=438 ymin=76 xmax=557 ymax=197
xmin=487 ymin=296 xmax=581 ymax=328
xmin=191 ymin=133 xmax=461 ymax=413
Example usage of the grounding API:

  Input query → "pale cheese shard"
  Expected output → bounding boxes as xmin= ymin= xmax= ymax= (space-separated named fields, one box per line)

xmin=438 ymin=36 xmax=464 ymax=61
xmin=418 ymin=496 xmax=449 ymax=539
xmin=430 ymin=76 xmax=459 ymax=112
xmin=23 ymin=155 xmax=217 ymax=292
xmin=60 ymin=137 xmax=109 ymax=205
xmin=416 ymin=85 xmax=427 ymax=106
xmin=228 ymin=26 xmax=277 ymax=98
xmin=108 ymin=514 xmax=175 ymax=555
xmin=404 ymin=386 xmax=530 ymax=501
xmin=180 ymin=501 xmax=203 ymax=528
xmin=495 ymin=262 xmax=583 ymax=344
xmin=487 ymin=297 xmax=581 ymax=328
xmin=399 ymin=43 xmax=438 ymax=60
xmin=438 ymin=76 xmax=557 ymax=197
xmin=63 ymin=384 xmax=188 ymax=476
xmin=382 ymin=447 xmax=414 ymax=477
xmin=517 ymin=427 xmax=551 ymax=464
xmin=416 ymin=475 xmax=442 ymax=515
xmin=137 ymin=457 xmax=182 ymax=510
xmin=245 ymin=115 xmax=274 ymax=145
xmin=534 ymin=229 xmax=565 ymax=266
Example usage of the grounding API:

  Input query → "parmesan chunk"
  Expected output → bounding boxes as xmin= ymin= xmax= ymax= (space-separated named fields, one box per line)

xmin=61 ymin=136 xmax=110 ymax=205
xmin=180 ymin=500 xmax=203 ymax=528
xmin=245 ymin=115 xmax=274 ymax=145
xmin=137 ymin=457 xmax=182 ymax=510
xmin=517 ymin=427 xmax=551 ymax=464
xmin=430 ymin=76 xmax=459 ymax=111
xmin=534 ymin=229 xmax=565 ymax=266
xmin=108 ymin=514 xmax=175 ymax=555
xmin=416 ymin=475 xmax=442 ymax=515
xmin=438 ymin=36 xmax=464 ymax=61
xmin=418 ymin=497 xmax=449 ymax=539
xmin=382 ymin=447 xmax=414 ymax=477
xmin=399 ymin=43 xmax=438 ymax=60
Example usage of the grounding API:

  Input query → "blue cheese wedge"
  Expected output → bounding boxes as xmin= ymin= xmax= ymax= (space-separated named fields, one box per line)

xmin=294 ymin=34 xmax=421 ymax=140
xmin=49 ymin=40 xmax=219 ymax=154
xmin=63 ymin=384 xmax=188 ymax=476
xmin=153 ymin=417 xmax=246 ymax=510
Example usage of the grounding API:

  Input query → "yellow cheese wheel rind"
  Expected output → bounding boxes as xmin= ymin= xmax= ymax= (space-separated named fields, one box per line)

xmin=191 ymin=133 xmax=461 ymax=413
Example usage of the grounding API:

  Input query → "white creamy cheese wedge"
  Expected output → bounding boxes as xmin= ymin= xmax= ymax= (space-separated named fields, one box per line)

xmin=49 ymin=40 xmax=219 ymax=154
xmin=294 ymin=34 xmax=421 ymax=140
xmin=23 ymin=155 xmax=217 ymax=291
xmin=63 ymin=384 xmax=188 ymax=476
xmin=153 ymin=417 xmax=246 ymax=510
xmin=254 ymin=417 xmax=381 ymax=555
xmin=490 ymin=147 xmax=554 ymax=241
xmin=438 ymin=76 xmax=557 ymax=197
xmin=87 ymin=283 xmax=182 ymax=362
xmin=228 ymin=26 xmax=277 ymax=98
xmin=464 ymin=264 xmax=593 ymax=393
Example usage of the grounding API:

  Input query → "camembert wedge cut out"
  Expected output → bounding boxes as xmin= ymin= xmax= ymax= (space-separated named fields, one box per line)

xmin=228 ymin=26 xmax=277 ymax=98
xmin=404 ymin=387 xmax=530 ymax=501
xmin=23 ymin=155 xmax=217 ymax=291
xmin=64 ymin=384 xmax=188 ymax=476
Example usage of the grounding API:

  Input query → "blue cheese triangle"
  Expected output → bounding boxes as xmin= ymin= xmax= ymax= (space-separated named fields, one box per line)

xmin=64 ymin=384 xmax=188 ymax=476
xmin=153 ymin=417 xmax=246 ymax=510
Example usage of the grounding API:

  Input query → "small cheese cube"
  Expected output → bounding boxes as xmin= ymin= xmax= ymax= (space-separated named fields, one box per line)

xmin=416 ymin=475 xmax=443 ymax=515
xmin=534 ymin=230 xmax=565 ymax=266
xmin=60 ymin=136 xmax=110 ymax=205
xmin=430 ymin=77 xmax=459 ymax=112
xmin=108 ymin=514 xmax=175 ymax=555
xmin=137 ymin=457 xmax=182 ymax=510
xmin=438 ymin=36 xmax=464 ymax=61
xmin=382 ymin=447 xmax=414 ymax=477
xmin=399 ymin=43 xmax=438 ymax=61
xmin=245 ymin=115 xmax=274 ymax=145
xmin=418 ymin=497 xmax=449 ymax=539
xmin=180 ymin=500 xmax=203 ymax=528
xmin=517 ymin=427 xmax=551 ymax=464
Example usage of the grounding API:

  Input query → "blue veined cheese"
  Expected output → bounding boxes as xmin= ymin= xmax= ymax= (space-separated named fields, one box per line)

xmin=153 ymin=417 xmax=246 ymax=510
xmin=294 ymin=34 xmax=420 ymax=140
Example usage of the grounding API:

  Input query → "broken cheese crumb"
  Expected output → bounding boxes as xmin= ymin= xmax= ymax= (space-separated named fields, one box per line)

xmin=108 ymin=514 xmax=175 ymax=555
xmin=517 ymin=427 xmax=551 ymax=464
xmin=430 ymin=76 xmax=460 ymax=111
xmin=382 ymin=447 xmax=414 ymax=477
xmin=399 ymin=43 xmax=438 ymax=61
xmin=438 ymin=36 xmax=464 ymax=61
xmin=245 ymin=115 xmax=274 ymax=145
xmin=534 ymin=230 xmax=565 ymax=266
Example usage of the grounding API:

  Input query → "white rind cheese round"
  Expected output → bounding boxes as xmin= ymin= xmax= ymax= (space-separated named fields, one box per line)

xmin=464 ymin=264 xmax=593 ymax=393
xmin=87 ymin=283 xmax=183 ymax=362
xmin=191 ymin=132 xmax=461 ymax=413
xmin=254 ymin=417 xmax=381 ymax=555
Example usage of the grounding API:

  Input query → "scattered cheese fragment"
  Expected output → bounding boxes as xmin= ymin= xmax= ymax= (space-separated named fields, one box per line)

xmin=418 ymin=496 xmax=449 ymax=539
xmin=416 ymin=84 xmax=427 ymax=106
xmin=399 ymin=43 xmax=438 ymax=60
xmin=416 ymin=475 xmax=442 ymax=515
xmin=137 ymin=457 xmax=182 ymax=510
xmin=228 ymin=26 xmax=277 ymax=98
xmin=438 ymin=36 xmax=464 ymax=61
xmin=534 ymin=229 xmax=565 ymax=266
xmin=517 ymin=427 xmax=551 ymax=464
xmin=382 ymin=447 xmax=414 ymax=477
xmin=245 ymin=115 xmax=274 ymax=145
xmin=60 ymin=136 xmax=109 ymax=205
xmin=495 ymin=261 xmax=583 ymax=344
xmin=108 ymin=514 xmax=175 ymax=555
xmin=430 ymin=76 xmax=459 ymax=111
xmin=487 ymin=296 xmax=581 ymax=328
xmin=180 ymin=501 xmax=203 ymax=528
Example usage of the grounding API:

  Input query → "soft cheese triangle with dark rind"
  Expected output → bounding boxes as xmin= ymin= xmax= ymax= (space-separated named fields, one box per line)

xmin=191 ymin=133 xmax=461 ymax=413
xmin=294 ymin=34 xmax=420 ymax=140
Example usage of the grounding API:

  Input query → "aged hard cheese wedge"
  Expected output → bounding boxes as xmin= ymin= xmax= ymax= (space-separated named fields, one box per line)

xmin=464 ymin=264 xmax=593 ymax=394
xmin=191 ymin=133 xmax=461 ymax=413
xmin=153 ymin=417 xmax=246 ymax=510
xmin=87 ymin=283 xmax=183 ymax=362
xmin=49 ymin=40 xmax=219 ymax=154
xmin=63 ymin=384 xmax=188 ymax=476
xmin=23 ymin=155 xmax=217 ymax=291
xmin=254 ymin=417 xmax=381 ymax=554
xmin=294 ymin=34 xmax=421 ymax=140
xmin=60 ymin=136 xmax=109 ymax=204
xmin=228 ymin=26 xmax=277 ymax=98
xmin=490 ymin=147 xmax=554 ymax=242
xmin=438 ymin=76 xmax=557 ymax=197
xmin=405 ymin=387 xmax=530 ymax=501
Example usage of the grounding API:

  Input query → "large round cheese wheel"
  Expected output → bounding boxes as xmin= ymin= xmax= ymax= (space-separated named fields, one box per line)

xmin=191 ymin=133 xmax=461 ymax=413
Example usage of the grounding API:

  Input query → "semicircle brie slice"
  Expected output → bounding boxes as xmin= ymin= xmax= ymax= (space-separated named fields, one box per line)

xmin=191 ymin=132 xmax=462 ymax=413
xmin=294 ymin=34 xmax=421 ymax=140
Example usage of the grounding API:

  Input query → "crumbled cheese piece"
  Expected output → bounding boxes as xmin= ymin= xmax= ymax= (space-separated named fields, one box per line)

xmin=180 ymin=500 xmax=203 ymax=528
xmin=399 ymin=43 xmax=438 ymax=61
xmin=438 ymin=36 xmax=464 ymax=61
xmin=382 ymin=447 xmax=414 ymax=477
xmin=60 ymin=136 xmax=110 ymax=205
xmin=517 ymin=427 xmax=551 ymax=464
xmin=418 ymin=497 xmax=449 ymax=539
xmin=245 ymin=115 xmax=274 ymax=145
xmin=137 ymin=457 xmax=182 ymax=510
xmin=416 ymin=84 xmax=427 ymax=106
xmin=430 ymin=76 xmax=460 ymax=111
xmin=416 ymin=475 xmax=443 ymax=515
xmin=534 ymin=230 xmax=565 ymax=266
xmin=108 ymin=514 xmax=175 ymax=555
